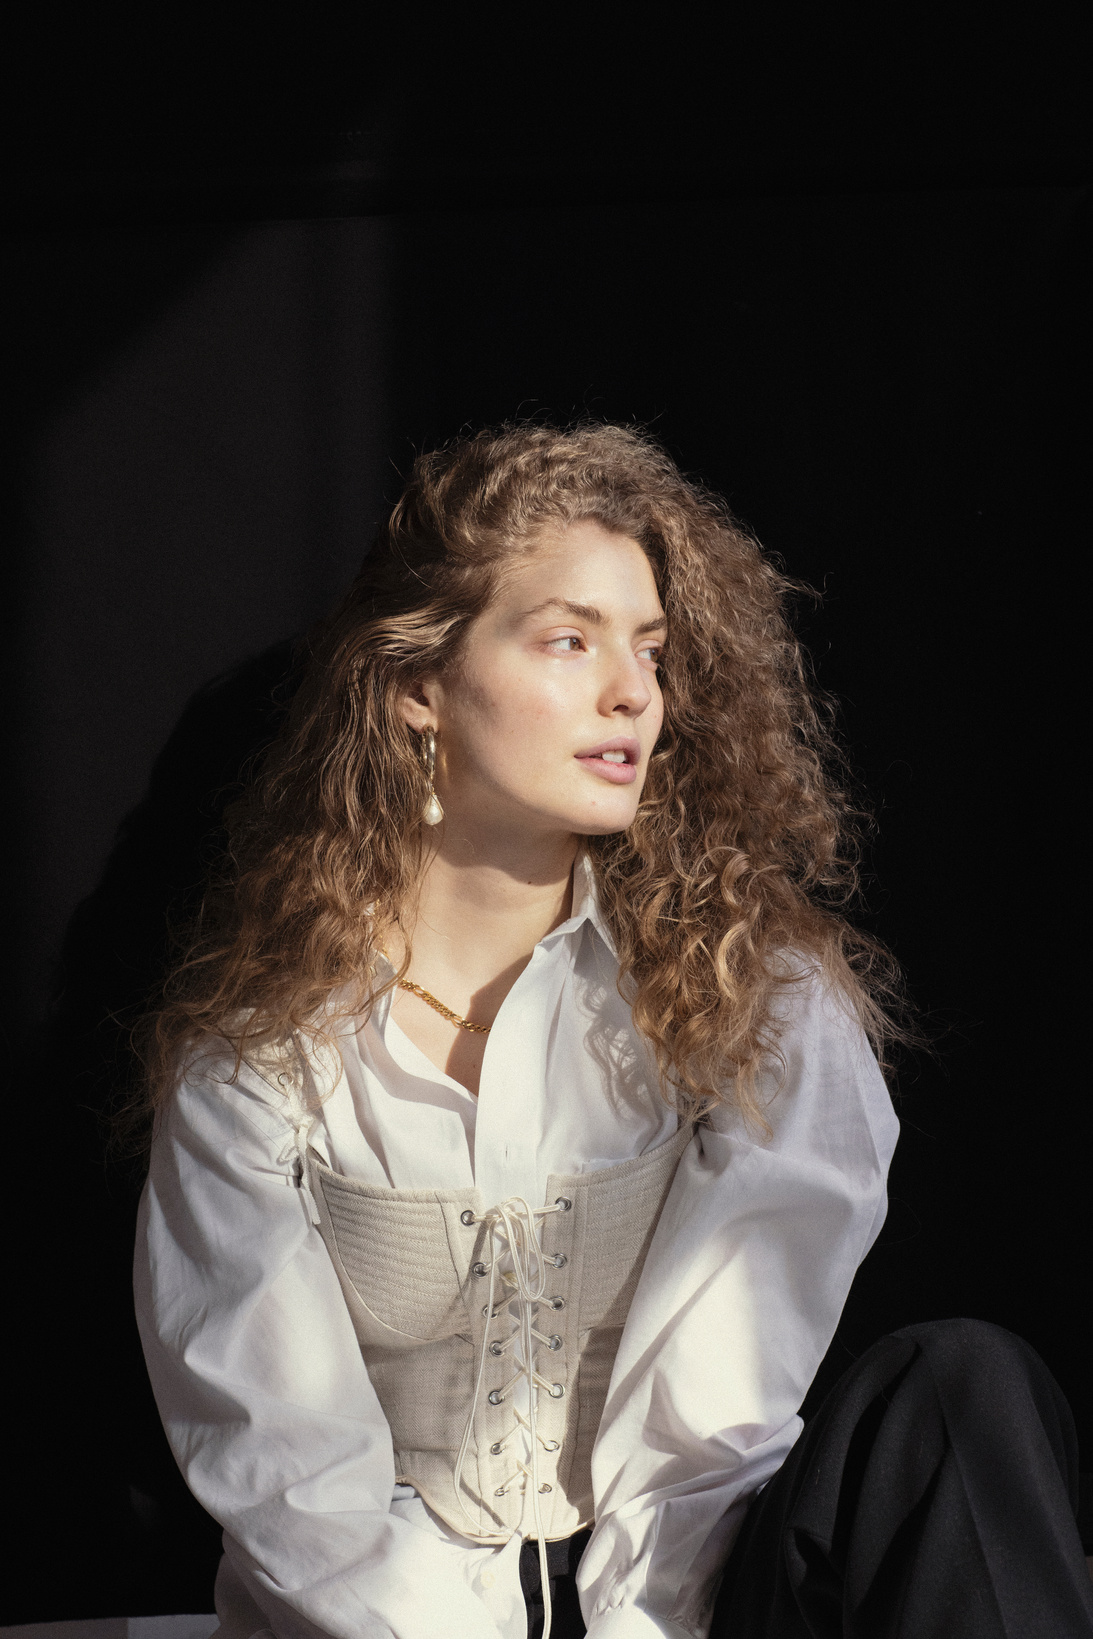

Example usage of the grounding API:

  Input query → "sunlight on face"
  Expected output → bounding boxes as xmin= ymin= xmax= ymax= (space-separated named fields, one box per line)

xmin=427 ymin=520 xmax=666 ymax=842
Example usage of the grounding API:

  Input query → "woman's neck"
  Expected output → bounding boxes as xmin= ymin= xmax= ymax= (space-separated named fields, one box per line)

xmin=381 ymin=826 xmax=580 ymax=1098
xmin=391 ymin=825 xmax=580 ymax=988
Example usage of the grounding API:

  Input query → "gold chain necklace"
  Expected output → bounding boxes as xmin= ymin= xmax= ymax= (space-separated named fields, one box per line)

xmin=395 ymin=978 xmax=493 ymax=1034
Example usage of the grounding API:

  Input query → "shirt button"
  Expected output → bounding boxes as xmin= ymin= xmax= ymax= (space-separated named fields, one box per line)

xmin=480 ymin=1570 xmax=495 ymax=1588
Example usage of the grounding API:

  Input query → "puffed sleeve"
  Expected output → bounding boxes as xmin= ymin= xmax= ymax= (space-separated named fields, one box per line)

xmin=134 ymin=1053 xmax=507 ymax=1639
xmin=577 ymin=973 xmax=900 ymax=1639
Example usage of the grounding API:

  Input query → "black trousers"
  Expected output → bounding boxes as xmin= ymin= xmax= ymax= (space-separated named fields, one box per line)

xmin=521 ymin=1319 xmax=1093 ymax=1638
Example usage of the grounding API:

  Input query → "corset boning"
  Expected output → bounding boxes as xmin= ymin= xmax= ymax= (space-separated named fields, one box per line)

xmin=305 ymin=1123 xmax=693 ymax=1547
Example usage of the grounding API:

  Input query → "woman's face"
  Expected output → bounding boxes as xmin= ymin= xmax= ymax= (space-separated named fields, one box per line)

xmin=408 ymin=520 xmax=666 ymax=843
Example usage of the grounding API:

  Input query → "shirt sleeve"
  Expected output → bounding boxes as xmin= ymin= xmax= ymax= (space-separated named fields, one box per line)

xmin=134 ymin=1055 xmax=506 ymax=1639
xmin=578 ymin=973 xmax=900 ymax=1639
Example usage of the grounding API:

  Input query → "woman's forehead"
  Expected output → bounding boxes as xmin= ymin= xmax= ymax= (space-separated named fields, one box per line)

xmin=490 ymin=521 xmax=664 ymax=619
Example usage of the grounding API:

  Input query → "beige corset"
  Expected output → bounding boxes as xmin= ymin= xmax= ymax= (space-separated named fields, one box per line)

xmin=306 ymin=1123 xmax=692 ymax=1543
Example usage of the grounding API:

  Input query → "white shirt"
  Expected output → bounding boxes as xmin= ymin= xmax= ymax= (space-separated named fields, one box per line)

xmin=134 ymin=855 xmax=898 ymax=1639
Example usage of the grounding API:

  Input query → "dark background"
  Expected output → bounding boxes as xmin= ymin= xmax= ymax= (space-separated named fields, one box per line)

xmin=4 ymin=7 xmax=1090 ymax=1623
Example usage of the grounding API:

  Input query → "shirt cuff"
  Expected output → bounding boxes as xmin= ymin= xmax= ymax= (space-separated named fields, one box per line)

xmin=584 ymin=1609 xmax=697 ymax=1639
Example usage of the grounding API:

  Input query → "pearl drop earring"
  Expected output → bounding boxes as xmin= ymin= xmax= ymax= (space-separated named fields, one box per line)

xmin=420 ymin=727 xmax=444 ymax=826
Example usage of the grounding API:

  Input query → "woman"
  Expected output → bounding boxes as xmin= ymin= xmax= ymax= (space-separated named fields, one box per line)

xmin=135 ymin=424 xmax=1092 ymax=1639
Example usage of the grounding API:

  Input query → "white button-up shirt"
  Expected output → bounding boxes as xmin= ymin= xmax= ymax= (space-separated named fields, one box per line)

xmin=135 ymin=856 xmax=898 ymax=1639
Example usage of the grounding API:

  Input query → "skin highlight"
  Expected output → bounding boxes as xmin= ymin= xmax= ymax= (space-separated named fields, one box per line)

xmin=387 ymin=521 xmax=665 ymax=1096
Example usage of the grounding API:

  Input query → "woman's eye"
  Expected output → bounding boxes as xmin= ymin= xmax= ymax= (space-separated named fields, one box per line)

xmin=546 ymin=635 xmax=584 ymax=653
xmin=638 ymin=645 xmax=663 ymax=664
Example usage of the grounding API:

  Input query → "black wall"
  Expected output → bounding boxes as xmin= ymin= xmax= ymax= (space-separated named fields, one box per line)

xmin=5 ymin=11 xmax=1090 ymax=1622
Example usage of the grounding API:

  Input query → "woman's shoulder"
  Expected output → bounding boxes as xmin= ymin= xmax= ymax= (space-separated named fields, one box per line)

xmin=165 ymin=1030 xmax=321 ymax=1147
xmin=705 ymin=954 xmax=896 ymax=1149
xmin=767 ymin=953 xmax=873 ymax=1049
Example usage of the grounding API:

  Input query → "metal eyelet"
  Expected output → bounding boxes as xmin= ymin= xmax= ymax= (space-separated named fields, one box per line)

xmin=488 ymin=1389 xmax=505 ymax=1405
xmin=472 ymin=1261 xmax=489 ymax=1276
xmin=483 ymin=1303 xmax=503 ymax=1318
xmin=538 ymin=1483 xmax=553 ymax=1493
xmin=554 ymin=1197 xmax=572 ymax=1211
xmin=549 ymin=1253 xmax=568 ymax=1268
xmin=460 ymin=1209 xmax=476 ymax=1226
xmin=548 ymin=1383 xmax=565 ymax=1399
xmin=547 ymin=1334 xmax=562 ymax=1350
xmin=490 ymin=1441 xmax=504 ymax=1455
xmin=488 ymin=1340 xmax=504 ymax=1356
xmin=494 ymin=1485 xmax=508 ymax=1497
xmin=548 ymin=1295 xmax=565 ymax=1310
xmin=543 ymin=1439 xmax=560 ymax=1452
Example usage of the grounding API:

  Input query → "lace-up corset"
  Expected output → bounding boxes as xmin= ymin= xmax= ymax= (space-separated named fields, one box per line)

xmin=306 ymin=1123 xmax=692 ymax=1543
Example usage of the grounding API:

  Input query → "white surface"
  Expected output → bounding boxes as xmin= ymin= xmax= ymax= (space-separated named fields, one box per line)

xmin=136 ymin=857 xmax=897 ymax=1639
xmin=1 ymin=1618 xmax=217 ymax=1639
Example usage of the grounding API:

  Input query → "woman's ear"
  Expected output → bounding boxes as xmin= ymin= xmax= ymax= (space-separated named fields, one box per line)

xmin=398 ymin=677 xmax=440 ymax=732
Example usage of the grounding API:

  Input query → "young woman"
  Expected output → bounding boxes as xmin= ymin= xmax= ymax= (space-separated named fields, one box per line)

xmin=134 ymin=424 xmax=1092 ymax=1639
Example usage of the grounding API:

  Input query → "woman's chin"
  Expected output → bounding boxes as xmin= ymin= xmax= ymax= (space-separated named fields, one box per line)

xmin=443 ymin=784 xmax=640 ymax=844
xmin=572 ymin=802 xmax=641 ymax=838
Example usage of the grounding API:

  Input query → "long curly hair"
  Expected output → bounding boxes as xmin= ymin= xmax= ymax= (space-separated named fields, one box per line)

xmin=139 ymin=422 xmax=905 ymax=1137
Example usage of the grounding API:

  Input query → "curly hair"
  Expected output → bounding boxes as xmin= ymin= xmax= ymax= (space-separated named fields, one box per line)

xmin=138 ymin=422 xmax=905 ymax=1138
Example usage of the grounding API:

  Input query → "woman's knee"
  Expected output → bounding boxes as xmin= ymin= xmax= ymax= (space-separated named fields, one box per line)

xmin=897 ymin=1315 xmax=1025 ymax=1359
xmin=891 ymin=1317 xmax=1059 ymax=1407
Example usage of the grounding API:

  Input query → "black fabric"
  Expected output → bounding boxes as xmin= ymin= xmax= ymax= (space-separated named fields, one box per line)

xmin=712 ymin=1319 xmax=1093 ymax=1638
xmin=521 ymin=1528 xmax=591 ymax=1639
xmin=525 ymin=1320 xmax=1093 ymax=1638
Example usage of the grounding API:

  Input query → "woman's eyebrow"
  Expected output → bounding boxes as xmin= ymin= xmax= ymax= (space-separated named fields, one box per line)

xmin=518 ymin=597 xmax=604 ymax=624
xmin=517 ymin=597 xmax=667 ymax=635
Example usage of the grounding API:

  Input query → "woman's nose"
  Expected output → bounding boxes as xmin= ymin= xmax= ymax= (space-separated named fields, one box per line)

xmin=602 ymin=652 xmax=652 ymax=716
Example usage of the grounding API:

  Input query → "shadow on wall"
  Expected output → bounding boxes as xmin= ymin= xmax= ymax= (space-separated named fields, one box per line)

xmin=7 ymin=640 xmax=299 ymax=1625
xmin=8 ymin=217 xmax=391 ymax=1039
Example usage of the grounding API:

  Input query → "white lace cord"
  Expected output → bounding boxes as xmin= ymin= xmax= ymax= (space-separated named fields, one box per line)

xmin=453 ymin=1196 xmax=567 ymax=1639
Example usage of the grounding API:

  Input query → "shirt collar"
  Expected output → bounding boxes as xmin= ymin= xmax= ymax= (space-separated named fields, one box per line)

xmin=541 ymin=847 xmax=617 ymax=957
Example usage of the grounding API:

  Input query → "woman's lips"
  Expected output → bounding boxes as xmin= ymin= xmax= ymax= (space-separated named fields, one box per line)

xmin=575 ymin=739 xmax=640 ymax=785
xmin=577 ymin=755 xmax=638 ymax=784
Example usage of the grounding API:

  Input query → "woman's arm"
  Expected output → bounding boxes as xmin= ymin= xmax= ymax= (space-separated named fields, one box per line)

xmin=135 ymin=1055 xmax=507 ymax=1639
xmin=579 ymin=973 xmax=900 ymax=1639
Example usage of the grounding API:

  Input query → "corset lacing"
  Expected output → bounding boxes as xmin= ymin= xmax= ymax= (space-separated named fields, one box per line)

xmin=454 ymin=1193 xmax=572 ymax=1639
